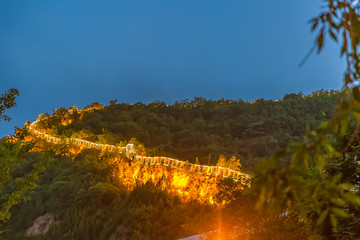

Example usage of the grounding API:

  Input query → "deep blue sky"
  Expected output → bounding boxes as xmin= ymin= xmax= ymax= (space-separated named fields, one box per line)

xmin=0 ymin=0 xmax=346 ymax=137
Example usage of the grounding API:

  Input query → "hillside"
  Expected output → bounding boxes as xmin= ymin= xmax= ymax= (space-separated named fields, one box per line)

xmin=2 ymin=121 xmax=253 ymax=240
xmin=37 ymin=90 xmax=338 ymax=171
xmin=0 ymin=90 xmax=345 ymax=240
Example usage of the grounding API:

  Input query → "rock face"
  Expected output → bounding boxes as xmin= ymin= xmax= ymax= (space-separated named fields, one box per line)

xmin=26 ymin=213 xmax=55 ymax=236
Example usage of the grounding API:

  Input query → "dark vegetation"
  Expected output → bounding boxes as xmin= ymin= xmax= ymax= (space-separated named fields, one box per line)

xmin=3 ymin=132 xmax=358 ymax=239
xmin=2 ymin=90 xmax=360 ymax=239
xmin=43 ymin=90 xmax=338 ymax=171
xmin=1 ymin=149 xmax=240 ymax=240
xmin=3 ymin=1 xmax=360 ymax=239
xmin=1 ymin=145 xmax=323 ymax=240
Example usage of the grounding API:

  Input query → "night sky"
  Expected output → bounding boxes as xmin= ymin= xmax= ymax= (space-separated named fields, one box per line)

xmin=1 ymin=0 xmax=346 ymax=137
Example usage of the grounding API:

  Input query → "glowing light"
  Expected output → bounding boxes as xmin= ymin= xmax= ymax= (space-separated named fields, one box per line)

xmin=172 ymin=172 xmax=189 ymax=189
xmin=23 ymin=107 xmax=252 ymax=205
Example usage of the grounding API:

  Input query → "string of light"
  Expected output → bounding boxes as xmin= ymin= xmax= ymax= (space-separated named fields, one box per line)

xmin=28 ymin=117 xmax=251 ymax=182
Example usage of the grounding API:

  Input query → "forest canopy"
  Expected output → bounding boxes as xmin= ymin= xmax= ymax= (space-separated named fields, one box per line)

xmin=37 ymin=90 xmax=338 ymax=171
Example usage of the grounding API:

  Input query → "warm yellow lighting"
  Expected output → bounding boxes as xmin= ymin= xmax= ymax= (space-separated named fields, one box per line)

xmin=21 ymin=108 xmax=252 ymax=205
xmin=172 ymin=172 xmax=189 ymax=188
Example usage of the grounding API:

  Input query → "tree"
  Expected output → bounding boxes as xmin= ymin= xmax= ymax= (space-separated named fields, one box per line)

xmin=0 ymin=88 xmax=19 ymax=122
xmin=254 ymin=1 xmax=360 ymax=238
xmin=216 ymin=155 xmax=241 ymax=170
xmin=0 ymin=89 xmax=51 ymax=228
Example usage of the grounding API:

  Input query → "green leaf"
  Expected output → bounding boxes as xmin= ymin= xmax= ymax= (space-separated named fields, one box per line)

xmin=311 ymin=18 xmax=319 ymax=31
xmin=343 ymin=192 xmax=360 ymax=206
xmin=338 ymin=183 xmax=353 ymax=191
xmin=317 ymin=27 xmax=325 ymax=52
xmin=303 ymin=153 xmax=311 ymax=170
xmin=322 ymin=140 xmax=335 ymax=154
xmin=317 ymin=209 xmax=329 ymax=225
xmin=332 ymin=174 xmax=342 ymax=184
xmin=330 ymin=198 xmax=346 ymax=207
xmin=341 ymin=32 xmax=347 ymax=56
xmin=331 ymin=207 xmax=349 ymax=218
xmin=340 ymin=117 xmax=349 ymax=136
xmin=352 ymin=111 xmax=360 ymax=123
xmin=329 ymin=29 xmax=337 ymax=42
xmin=330 ymin=214 xmax=338 ymax=230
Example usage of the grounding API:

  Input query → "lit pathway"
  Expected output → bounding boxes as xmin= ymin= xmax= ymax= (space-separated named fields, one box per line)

xmin=28 ymin=119 xmax=251 ymax=182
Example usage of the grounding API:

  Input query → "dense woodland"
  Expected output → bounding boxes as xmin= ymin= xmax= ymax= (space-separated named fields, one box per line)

xmin=2 ymin=151 xmax=226 ymax=240
xmin=38 ymin=90 xmax=338 ymax=171
xmin=2 ymin=90 xmax=360 ymax=239
xmin=3 ymin=0 xmax=360 ymax=239
xmin=0 ymin=132 xmax=314 ymax=240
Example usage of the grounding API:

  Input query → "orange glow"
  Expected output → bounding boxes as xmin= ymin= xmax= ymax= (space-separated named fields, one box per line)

xmin=21 ymin=109 xmax=252 ymax=205
xmin=210 ymin=196 xmax=214 ymax=205
xmin=172 ymin=172 xmax=189 ymax=188
xmin=18 ymin=129 xmax=251 ymax=205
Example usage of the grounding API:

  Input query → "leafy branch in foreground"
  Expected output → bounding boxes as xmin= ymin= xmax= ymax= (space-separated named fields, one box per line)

xmin=254 ymin=0 xmax=360 ymax=237
xmin=0 ymin=89 xmax=52 ymax=230
xmin=0 ymin=128 xmax=53 ymax=226
xmin=0 ymin=88 xmax=19 ymax=122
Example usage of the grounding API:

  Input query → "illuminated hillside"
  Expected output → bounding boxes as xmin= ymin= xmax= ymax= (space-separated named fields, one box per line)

xmin=2 ymin=94 xmax=341 ymax=239
xmin=33 ymin=92 xmax=338 ymax=171
xmin=24 ymin=111 xmax=251 ymax=205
